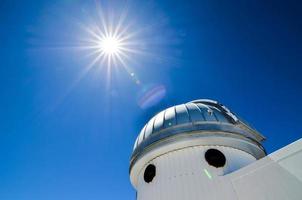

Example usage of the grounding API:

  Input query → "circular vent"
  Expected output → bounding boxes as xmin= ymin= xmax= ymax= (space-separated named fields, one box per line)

xmin=205 ymin=149 xmax=226 ymax=168
xmin=144 ymin=164 xmax=156 ymax=183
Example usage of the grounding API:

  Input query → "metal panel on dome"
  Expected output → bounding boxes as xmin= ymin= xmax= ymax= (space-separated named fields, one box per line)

xmin=137 ymin=125 xmax=147 ymax=146
xmin=186 ymin=102 xmax=206 ymax=122
xmin=153 ymin=111 xmax=165 ymax=133
xmin=175 ymin=104 xmax=191 ymax=124
xmin=163 ymin=107 xmax=176 ymax=128
xmin=195 ymin=103 xmax=217 ymax=121
xmin=133 ymin=136 xmax=139 ymax=150
xmin=144 ymin=117 xmax=155 ymax=139
xmin=131 ymin=99 xmax=266 ymax=167
xmin=211 ymin=107 xmax=230 ymax=123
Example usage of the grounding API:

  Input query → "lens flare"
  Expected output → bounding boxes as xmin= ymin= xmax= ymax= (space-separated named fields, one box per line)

xmin=138 ymin=84 xmax=166 ymax=109
xmin=203 ymin=169 xmax=212 ymax=180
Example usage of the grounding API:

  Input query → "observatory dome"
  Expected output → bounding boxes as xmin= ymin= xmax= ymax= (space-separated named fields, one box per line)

xmin=130 ymin=99 xmax=266 ymax=171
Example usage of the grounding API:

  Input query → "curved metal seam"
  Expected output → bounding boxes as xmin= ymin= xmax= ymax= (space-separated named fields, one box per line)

xmin=174 ymin=105 xmax=178 ymax=125
xmin=212 ymin=110 xmax=219 ymax=121
xmin=193 ymin=99 xmax=238 ymax=123
xmin=151 ymin=116 xmax=156 ymax=137
xmin=129 ymin=132 xmax=266 ymax=173
xmin=131 ymin=122 xmax=264 ymax=157
xmin=135 ymin=137 xmax=139 ymax=149
xmin=131 ymin=125 xmax=264 ymax=166
xmin=143 ymin=124 xmax=147 ymax=140
xmin=190 ymin=102 xmax=206 ymax=121
xmin=183 ymin=103 xmax=192 ymax=123
xmin=163 ymin=108 xmax=168 ymax=129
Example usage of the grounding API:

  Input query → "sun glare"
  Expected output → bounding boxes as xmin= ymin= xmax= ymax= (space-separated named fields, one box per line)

xmin=99 ymin=36 xmax=121 ymax=55
xmin=77 ymin=2 xmax=150 ymax=87
xmin=81 ymin=13 xmax=134 ymax=69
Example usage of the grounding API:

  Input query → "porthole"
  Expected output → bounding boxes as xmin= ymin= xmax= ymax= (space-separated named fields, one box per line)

xmin=205 ymin=149 xmax=226 ymax=168
xmin=144 ymin=164 xmax=156 ymax=183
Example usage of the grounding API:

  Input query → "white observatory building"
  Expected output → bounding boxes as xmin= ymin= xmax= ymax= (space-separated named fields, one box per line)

xmin=129 ymin=99 xmax=302 ymax=200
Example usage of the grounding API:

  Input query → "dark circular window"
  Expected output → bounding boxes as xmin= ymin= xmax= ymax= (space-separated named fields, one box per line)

xmin=205 ymin=149 xmax=226 ymax=168
xmin=144 ymin=164 xmax=156 ymax=183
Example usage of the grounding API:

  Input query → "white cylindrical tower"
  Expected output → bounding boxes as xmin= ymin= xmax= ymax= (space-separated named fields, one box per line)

xmin=130 ymin=99 xmax=266 ymax=200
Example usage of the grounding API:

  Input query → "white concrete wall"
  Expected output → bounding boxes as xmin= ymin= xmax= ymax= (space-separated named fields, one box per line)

xmin=229 ymin=139 xmax=302 ymax=200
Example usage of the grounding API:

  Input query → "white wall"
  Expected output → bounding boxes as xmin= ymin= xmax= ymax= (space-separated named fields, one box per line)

xmin=136 ymin=145 xmax=256 ymax=200
xmin=229 ymin=139 xmax=302 ymax=200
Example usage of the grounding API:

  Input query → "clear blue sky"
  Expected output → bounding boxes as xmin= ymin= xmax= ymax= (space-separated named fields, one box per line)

xmin=0 ymin=0 xmax=301 ymax=199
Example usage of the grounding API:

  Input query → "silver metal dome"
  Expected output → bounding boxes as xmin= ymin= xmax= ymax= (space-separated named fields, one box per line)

xmin=130 ymin=99 xmax=266 ymax=170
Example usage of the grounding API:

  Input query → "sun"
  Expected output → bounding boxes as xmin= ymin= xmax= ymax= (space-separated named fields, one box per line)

xmin=79 ymin=18 xmax=142 ymax=86
xmin=99 ymin=36 xmax=122 ymax=55
xmin=76 ymin=1 xmax=147 ymax=87
xmin=81 ymin=17 xmax=133 ymax=68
